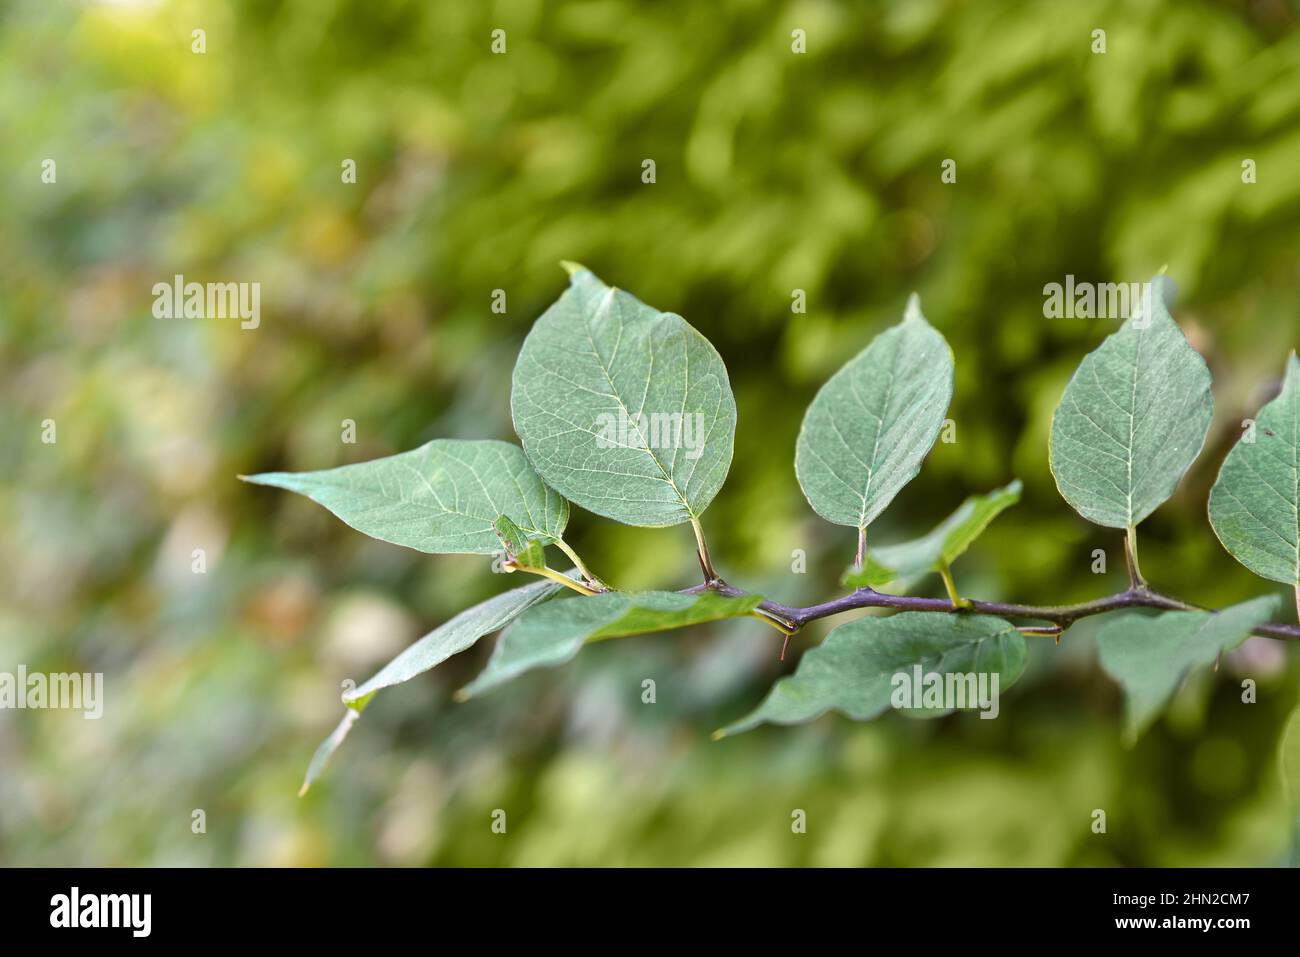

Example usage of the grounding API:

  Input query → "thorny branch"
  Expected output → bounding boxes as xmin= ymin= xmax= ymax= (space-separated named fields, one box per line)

xmin=683 ymin=580 xmax=1300 ymax=643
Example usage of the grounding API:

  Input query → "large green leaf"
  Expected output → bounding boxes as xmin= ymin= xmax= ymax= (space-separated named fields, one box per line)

xmin=1208 ymin=353 xmax=1300 ymax=586
xmin=842 ymin=479 xmax=1022 ymax=589
xmin=243 ymin=439 xmax=568 ymax=555
xmin=795 ymin=295 xmax=953 ymax=532
xmin=458 ymin=590 xmax=762 ymax=698
xmin=1048 ymin=275 xmax=1213 ymax=529
xmin=511 ymin=266 xmax=736 ymax=527
xmin=718 ymin=613 xmax=1027 ymax=736
xmin=1095 ymin=595 xmax=1280 ymax=741
xmin=299 ymin=576 xmax=570 ymax=794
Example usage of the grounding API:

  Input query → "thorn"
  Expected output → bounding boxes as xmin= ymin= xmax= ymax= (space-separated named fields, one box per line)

xmin=780 ymin=633 xmax=790 ymax=660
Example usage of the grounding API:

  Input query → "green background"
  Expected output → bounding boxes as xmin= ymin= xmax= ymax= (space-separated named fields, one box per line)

xmin=2 ymin=0 xmax=1299 ymax=866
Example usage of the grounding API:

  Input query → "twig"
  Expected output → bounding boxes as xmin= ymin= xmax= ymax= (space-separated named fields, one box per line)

xmin=688 ymin=580 xmax=1300 ymax=642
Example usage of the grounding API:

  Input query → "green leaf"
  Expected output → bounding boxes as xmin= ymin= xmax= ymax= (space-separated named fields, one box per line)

xmin=1095 ymin=595 xmax=1280 ymax=741
xmin=511 ymin=267 xmax=736 ymax=527
xmin=718 ymin=613 xmax=1028 ymax=736
xmin=493 ymin=514 xmax=547 ymax=568
xmin=842 ymin=479 xmax=1022 ymax=589
xmin=795 ymin=295 xmax=954 ymax=532
xmin=243 ymin=439 xmax=568 ymax=555
xmin=1208 ymin=353 xmax=1300 ymax=586
xmin=299 ymin=711 xmax=359 ymax=797
xmin=299 ymin=576 xmax=570 ymax=795
xmin=1048 ymin=275 xmax=1213 ymax=529
xmin=343 ymin=577 xmax=568 ymax=711
xmin=458 ymin=590 xmax=762 ymax=698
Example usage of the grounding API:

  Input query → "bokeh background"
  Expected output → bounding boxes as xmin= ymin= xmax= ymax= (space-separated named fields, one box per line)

xmin=3 ymin=0 xmax=1300 ymax=866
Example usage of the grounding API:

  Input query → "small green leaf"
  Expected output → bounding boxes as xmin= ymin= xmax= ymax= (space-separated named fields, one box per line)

xmin=299 ymin=711 xmax=359 ymax=797
xmin=299 ymin=576 xmax=571 ymax=795
xmin=795 ymin=295 xmax=954 ymax=534
xmin=1095 ymin=595 xmax=1280 ymax=741
xmin=343 ymin=578 xmax=568 ymax=710
xmin=458 ymin=590 xmax=762 ymax=698
xmin=1208 ymin=353 xmax=1300 ymax=586
xmin=842 ymin=479 xmax=1022 ymax=589
xmin=493 ymin=514 xmax=547 ymax=568
xmin=243 ymin=439 xmax=568 ymax=555
xmin=718 ymin=613 xmax=1027 ymax=736
xmin=511 ymin=267 xmax=736 ymax=527
xmin=1049 ymin=275 xmax=1213 ymax=529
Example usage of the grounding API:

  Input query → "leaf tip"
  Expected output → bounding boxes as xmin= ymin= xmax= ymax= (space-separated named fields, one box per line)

xmin=903 ymin=292 xmax=924 ymax=323
xmin=559 ymin=260 xmax=587 ymax=278
xmin=711 ymin=728 xmax=727 ymax=741
xmin=453 ymin=687 xmax=472 ymax=703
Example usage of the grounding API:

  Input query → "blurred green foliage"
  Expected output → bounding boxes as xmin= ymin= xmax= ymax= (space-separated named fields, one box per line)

xmin=2 ymin=0 xmax=1299 ymax=866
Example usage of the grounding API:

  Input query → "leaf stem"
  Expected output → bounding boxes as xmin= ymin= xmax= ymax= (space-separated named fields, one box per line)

xmin=512 ymin=562 xmax=599 ymax=596
xmin=937 ymin=562 xmax=971 ymax=609
xmin=690 ymin=515 xmax=720 ymax=584
xmin=1124 ymin=525 xmax=1146 ymax=589
xmin=855 ymin=525 xmax=867 ymax=571
xmin=554 ymin=538 xmax=606 ymax=591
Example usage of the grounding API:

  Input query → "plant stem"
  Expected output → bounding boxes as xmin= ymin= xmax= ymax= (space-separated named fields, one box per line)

xmin=554 ymin=538 xmax=606 ymax=591
xmin=513 ymin=563 xmax=599 ymax=596
xmin=1124 ymin=525 xmax=1146 ymax=589
xmin=1295 ymin=583 xmax=1299 ymax=624
xmin=690 ymin=515 xmax=720 ymax=584
xmin=689 ymin=580 xmax=1300 ymax=642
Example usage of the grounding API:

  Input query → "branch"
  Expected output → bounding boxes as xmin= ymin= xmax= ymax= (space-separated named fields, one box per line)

xmin=686 ymin=582 xmax=1300 ymax=643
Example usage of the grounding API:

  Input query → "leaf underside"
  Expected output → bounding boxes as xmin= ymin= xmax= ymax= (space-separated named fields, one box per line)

xmin=1208 ymin=353 xmax=1300 ymax=585
xmin=795 ymin=295 xmax=954 ymax=532
xmin=245 ymin=438 xmax=568 ymax=555
xmin=1049 ymin=276 xmax=1213 ymax=529
xmin=511 ymin=267 xmax=736 ymax=527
